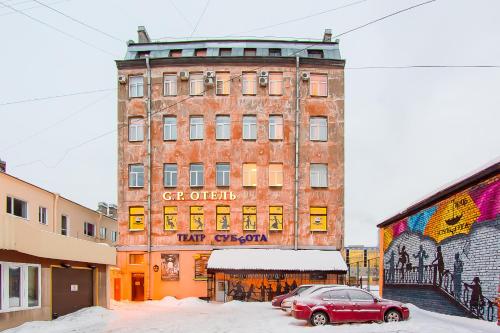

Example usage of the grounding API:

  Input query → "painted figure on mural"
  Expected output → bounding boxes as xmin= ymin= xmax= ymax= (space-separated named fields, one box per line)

xmin=246 ymin=284 xmax=255 ymax=301
xmin=291 ymin=280 xmax=297 ymax=291
xmin=276 ymin=280 xmax=282 ymax=296
xmin=464 ymin=276 xmax=485 ymax=317
xmin=232 ymin=281 xmax=246 ymax=301
xmin=283 ymin=281 xmax=290 ymax=294
xmin=166 ymin=216 xmax=175 ymax=229
xmin=195 ymin=217 xmax=203 ymax=229
xmin=267 ymin=283 xmax=275 ymax=301
xmin=244 ymin=215 xmax=255 ymax=230
xmin=271 ymin=216 xmax=281 ymax=230
xmin=397 ymin=245 xmax=410 ymax=280
xmin=453 ymin=252 xmax=464 ymax=300
xmin=386 ymin=250 xmax=396 ymax=283
xmin=413 ymin=245 xmax=429 ymax=284
xmin=432 ymin=246 xmax=445 ymax=286
xmin=259 ymin=282 xmax=266 ymax=302
xmin=220 ymin=216 xmax=229 ymax=230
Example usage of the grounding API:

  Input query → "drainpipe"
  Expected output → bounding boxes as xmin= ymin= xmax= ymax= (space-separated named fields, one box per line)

xmin=294 ymin=56 xmax=300 ymax=251
xmin=145 ymin=55 xmax=152 ymax=300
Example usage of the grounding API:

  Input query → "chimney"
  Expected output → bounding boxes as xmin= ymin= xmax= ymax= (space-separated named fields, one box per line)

xmin=323 ymin=29 xmax=332 ymax=43
xmin=0 ymin=158 xmax=5 ymax=173
xmin=97 ymin=202 xmax=108 ymax=215
xmin=138 ymin=26 xmax=151 ymax=43
xmin=108 ymin=204 xmax=118 ymax=219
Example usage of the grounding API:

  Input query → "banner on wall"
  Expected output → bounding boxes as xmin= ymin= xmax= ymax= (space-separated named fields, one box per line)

xmin=161 ymin=253 xmax=179 ymax=281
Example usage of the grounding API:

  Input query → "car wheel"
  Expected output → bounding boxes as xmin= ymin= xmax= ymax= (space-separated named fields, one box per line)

xmin=384 ymin=309 xmax=401 ymax=322
xmin=310 ymin=311 xmax=328 ymax=326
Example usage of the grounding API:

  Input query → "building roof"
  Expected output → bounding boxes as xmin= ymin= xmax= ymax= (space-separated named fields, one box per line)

xmin=377 ymin=158 xmax=500 ymax=228
xmin=207 ymin=249 xmax=347 ymax=272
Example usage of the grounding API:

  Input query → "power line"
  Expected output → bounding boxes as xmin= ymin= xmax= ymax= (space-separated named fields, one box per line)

xmin=169 ymin=0 xmax=193 ymax=29
xmin=346 ymin=65 xmax=500 ymax=69
xmin=190 ymin=0 xmax=210 ymax=37
xmin=0 ymin=0 xmax=118 ymax=57
xmin=0 ymin=0 xmax=71 ymax=17
xmin=0 ymin=88 xmax=115 ymax=107
xmin=31 ymin=0 xmax=123 ymax=42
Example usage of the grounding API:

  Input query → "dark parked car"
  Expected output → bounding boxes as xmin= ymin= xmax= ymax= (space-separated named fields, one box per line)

xmin=291 ymin=287 xmax=410 ymax=326
xmin=271 ymin=285 xmax=313 ymax=307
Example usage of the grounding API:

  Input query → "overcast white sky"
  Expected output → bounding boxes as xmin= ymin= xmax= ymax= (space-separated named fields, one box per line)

xmin=0 ymin=0 xmax=499 ymax=246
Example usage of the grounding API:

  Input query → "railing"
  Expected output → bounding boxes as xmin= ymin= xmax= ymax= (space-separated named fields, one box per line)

xmin=384 ymin=264 xmax=498 ymax=322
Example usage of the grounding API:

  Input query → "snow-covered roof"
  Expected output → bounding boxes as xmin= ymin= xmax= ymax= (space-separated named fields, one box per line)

xmin=207 ymin=249 xmax=347 ymax=272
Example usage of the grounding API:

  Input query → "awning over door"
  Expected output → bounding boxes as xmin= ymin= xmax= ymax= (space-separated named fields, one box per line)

xmin=207 ymin=249 xmax=347 ymax=273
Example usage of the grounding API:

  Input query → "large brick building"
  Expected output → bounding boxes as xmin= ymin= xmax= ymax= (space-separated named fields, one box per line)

xmin=114 ymin=27 xmax=347 ymax=302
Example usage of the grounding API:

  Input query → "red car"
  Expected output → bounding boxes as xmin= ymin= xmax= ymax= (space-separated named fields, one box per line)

xmin=271 ymin=285 xmax=313 ymax=307
xmin=291 ymin=287 xmax=410 ymax=326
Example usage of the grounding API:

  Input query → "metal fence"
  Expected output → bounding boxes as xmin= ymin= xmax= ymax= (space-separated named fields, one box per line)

xmin=346 ymin=257 xmax=380 ymax=292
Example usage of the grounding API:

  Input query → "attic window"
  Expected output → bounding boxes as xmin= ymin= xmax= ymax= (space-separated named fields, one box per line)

xmin=170 ymin=49 xmax=182 ymax=57
xmin=219 ymin=48 xmax=232 ymax=56
xmin=195 ymin=48 xmax=207 ymax=56
xmin=308 ymin=50 xmax=324 ymax=59
xmin=244 ymin=48 xmax=257 ymax=56
xmin=136 ymin=51 xmax=150 ymax=59
xmin=269 ymin=48 xmax=281 ymax=57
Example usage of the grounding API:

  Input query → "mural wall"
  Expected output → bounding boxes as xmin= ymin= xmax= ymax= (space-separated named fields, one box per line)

xmin=382 ymin=175 xmax=499 ymax=322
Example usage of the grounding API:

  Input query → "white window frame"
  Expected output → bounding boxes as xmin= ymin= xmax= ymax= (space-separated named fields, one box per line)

xmin=128 ymin=117 xmax=144 ymax=142
xmin=6 ymin=196 xmax=28 ymax=220
xmin=190 ymin=117 xmax=204 ymax=140
xmin=242 ymin=163 xmax=257 ymax=187
xmin=189 ymin=73 xmax=204 ymax=96
xmin=310 ymin=73 xmax=328 ymax=97
xmin=111 ymin=231 xmax=118 ymax=243
xmin=216 ymin=73 xmax=230 ymax=95
xmin=61 ymin=215 xmax=69 ymax=236
xmin=164 ymin=164 xmax=178 ymax=187
xmin=0 ymin=262 xmax=42 ymax=313
xmin=269 ymin=115 xmax=283 ymax=140
xmin=99 ymin=226 xmax=107 ymax=240
xmin=84 ymin=222 xmax=95 ymax=237
xmin=129 ymin=164 xmax=144 ymax=188
xmin=163 ymin=74 xmax=177 ymax=96
xmin=190 ymin=164 xmax=204 ymax=187
xmin=242 ymin=73 xmax=257 ymax=95
xmin=216 ymin=115 xmax=230 ymax=140
xmin=243 ymin=115 xmax=257 ymax=140
xmin=268 ymin=73 xmax=283 ymax=96
xmin=128 ymin=76 xmax=144 ymax=98
xmin=38 ymin=206 xmax=47 ymax=225
xmin=310 ymin=117 xmax=328 ymax=141
xmin=216 ymin=163 xmax=230 ymax=187
xmin=269 ymin=163 xmax=283 ymax=187
xmin=163 ymin=117 xmax=177 ymax=141
xmin=310 ymin=163 xmax=328 ymax=188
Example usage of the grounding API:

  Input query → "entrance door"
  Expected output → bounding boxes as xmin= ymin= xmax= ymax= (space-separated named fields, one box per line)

xmin=215 ymin=280 xmax=228 ymax=302
xmin=114 ymin=278 xmax=121 ymax=301
xmin=131 ymin=273 xmax=144 ymax=301
xmin=52 ymin=267 xmax=93 ymax=318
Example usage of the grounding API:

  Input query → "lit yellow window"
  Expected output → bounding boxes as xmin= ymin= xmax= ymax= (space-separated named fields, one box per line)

xmin=129 ymin=253 xmax=144 ymax=264
xmin=216 ymin=206 xmax=230 ymax=231
xmin=310 ymin=207 xmax=327 ymax=231
xmin=216 ymin=72 xmax=231 ymax=95
xmin=190 ymin=206 xmax=204 ymax=231
xmin=164 ymin=206 xmax=177 ymax=231
xmin=269 ymin=206 xmax=283 ymax=231
xmin=243 ymin=206 xmax=257 ymax=231
xmin=269 ymin=163 xmax=283 ymax=187
xmin=242 ymin=72 xmax=257 ymax=95
xmin=269 ymin=72 xmax=283 ymax=95
xmin=129 ymin=207 xmax=145 ymax=231
xmin=243 ymin=163 xmax=257 ymax=187
xmin=310 ymin=74 xmax=328 ymax=97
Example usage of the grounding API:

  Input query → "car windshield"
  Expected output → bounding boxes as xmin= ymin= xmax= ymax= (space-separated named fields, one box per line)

xmin=293 ymin=286 xmax=310 ymax=295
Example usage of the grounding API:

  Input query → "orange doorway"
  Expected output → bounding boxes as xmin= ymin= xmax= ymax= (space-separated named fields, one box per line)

xmin=114 ymin=278 xmax=121 ymax=301
xmin=131 ymin=273 xmax=144 ymax=301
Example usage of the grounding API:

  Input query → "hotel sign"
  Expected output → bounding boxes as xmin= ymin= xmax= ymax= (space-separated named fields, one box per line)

xmin=163 ymin=191 xmax=237 ymax=201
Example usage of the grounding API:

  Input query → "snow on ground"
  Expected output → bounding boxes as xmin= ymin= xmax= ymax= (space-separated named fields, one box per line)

xmin=4 ymin=298 xmax=498 ymax=333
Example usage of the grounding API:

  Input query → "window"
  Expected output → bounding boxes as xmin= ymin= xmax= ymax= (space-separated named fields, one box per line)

xmin=242 ymin=163 xmax=257 ymax=187
xmin=129 ymin=254 xmax=145 ymax=264
xmin=163 ymin=74 xmax=177 ymax=96
xmin=0 ymin=263 xmax=41 ymax=311
xmin=190 ymin=206 xmax=204 ymax=231
xmin=269 ymin=163 xmax=283 ymax=187
xmin=364 ymin=249 xmax=368 ymax=268
xmin=129 ymin=207 xmax=145 ymax=231
xmin=269 ymin=206 xmax=283 ymax=231
xmin=38 ymin=207 xmax=47 ymax=225
xmin=269 ymin=115 xmax=283 ymax=140
xmin=310 ymin=117 xmax=327 ymax=141
xmin=164 ymin=206 xmax=177 ymax=231
xmin=310 ymin=164 xmax=328 ymax=187
xmin=330 ymin=289 xmax=349 ymax=300
xmin=219 ymin=48 xmax=232 ymax=56
xmin=128 ymin=117 xmax=144 ymax=142
xmin=129 ymin=164 xmax=144 ymax=187
xmin=243 ymin=206 xmax=257 ymax=231
xmin=307 ymin=50 xmax=324 ymax=59
xmin=163 ymin=116 xmax=177 ymax=141
xmin=111 ymin=231 xmax=118 ymax=243
xmin=310 ymin=73 xmax=328 ymax=97
xmin=347 ymin=290 xmax=374 ymax=301
xmin=190 ymin=164 xmax=204 ymax=187
xmin=189 ymin=73 xmax=204 ymax=96
xmin=242 ymin=72 xmax=257 ymax=95
xmin=241 ymin=115 xmax=257 ymax=140
xmin=194 ymin=254 xmax=210 ymax=280
xmin=244 ymin=48 xmax=257 ymax=56
xmin=216 ymin=72 xmax=230 ymax=95
xmin=310 ymin=207 xmax=327 ymax=231
xmin=128 ymin=76 xmax=143 ymax=98
xmin=190 ymin=116 xmax=204 ymax=140
xmin=61 ymin=215 xmax=69 ymax=236
xmin=27 ymin=266 xmax=39 ymax=307
xmin=268 ymin=72 xmax=283 ymax=95
xmin=99 ymin=227 xmax=107 ymax=239
xmin=6 ymin=196 xmax=28 ymax=219
xmin=195 ymin=48 xmax=207 ymax=56
xmin=169 ymin=49 xmax=182 ymax=57
xmin=216 ymin=206 xmax=230 ymax=231
xmin=164 ymin=164 xmax=178 ymax=187
xmin=9 ymin=266 xmax=21 ymax=308
xmin=84 ymin=222 xmax=95 ymax=237
xmin=216 ymin=163 xmax=230 ymax=187
xmin=269 ymin=48 xmax=281 ymax=57
xmin=216 ymin=115 xmax=230 ymax=140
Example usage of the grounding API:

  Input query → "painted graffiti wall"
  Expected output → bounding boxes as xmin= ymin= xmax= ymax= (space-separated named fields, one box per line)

xmin=382 ymin=175 xmax=500 ymax=321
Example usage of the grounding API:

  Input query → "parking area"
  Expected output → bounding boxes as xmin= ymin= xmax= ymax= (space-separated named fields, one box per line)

xmin=5 ymin=297 xmax=498 ymax=333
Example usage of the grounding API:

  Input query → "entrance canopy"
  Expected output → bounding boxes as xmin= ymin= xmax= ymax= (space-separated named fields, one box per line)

xmin=207 ymin=249 xmax=347 ymax=273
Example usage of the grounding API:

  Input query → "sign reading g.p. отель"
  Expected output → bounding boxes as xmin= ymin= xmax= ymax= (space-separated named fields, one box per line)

xmin=163 ymin=191 xmax=237 ymax=201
